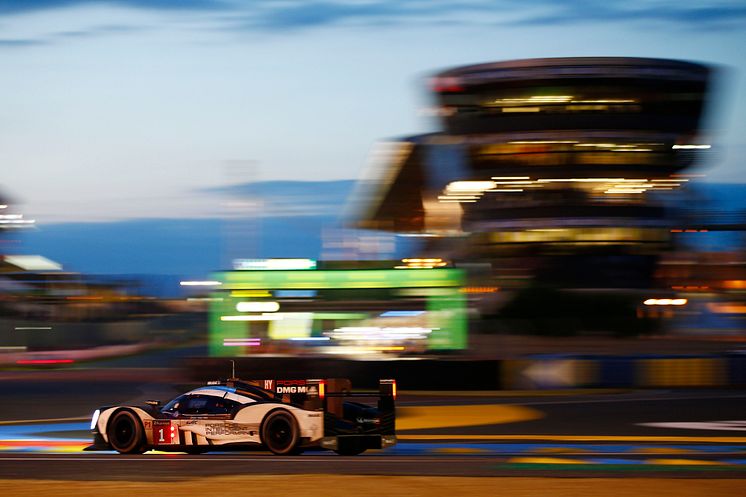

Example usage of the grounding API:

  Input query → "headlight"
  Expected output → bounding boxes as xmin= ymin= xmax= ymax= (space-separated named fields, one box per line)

xmin=90 ymin=409 xmax=100 ymax=431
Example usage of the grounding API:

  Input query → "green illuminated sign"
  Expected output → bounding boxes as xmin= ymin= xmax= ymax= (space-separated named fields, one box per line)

xmin=208 ymin=268 xmax=467 ymax=355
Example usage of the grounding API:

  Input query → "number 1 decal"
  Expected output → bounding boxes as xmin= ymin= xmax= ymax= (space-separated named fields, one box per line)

xmin=152 ymin=420 xmax=175 ymax=445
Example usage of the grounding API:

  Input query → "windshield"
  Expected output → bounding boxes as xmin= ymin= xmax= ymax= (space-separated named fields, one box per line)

xmin=160 ymin=394 xmax=187 ymax=414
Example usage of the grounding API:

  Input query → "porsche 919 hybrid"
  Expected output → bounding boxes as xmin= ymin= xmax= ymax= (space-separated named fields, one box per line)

xmin=86 ymin=377 xmax=396 ymax=456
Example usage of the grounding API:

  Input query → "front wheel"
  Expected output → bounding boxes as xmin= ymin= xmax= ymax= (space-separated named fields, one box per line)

xmin=261 ymin=410 xmax=300 ymax=455
xmin=107 ymin=410 xmax=145 ymax=454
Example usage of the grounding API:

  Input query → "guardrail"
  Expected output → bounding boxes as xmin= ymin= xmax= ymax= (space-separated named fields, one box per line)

xmin=184 ymin=354 xmax=746 ymax=390
xmin=501 ymin=354 xmax=744 ymax=389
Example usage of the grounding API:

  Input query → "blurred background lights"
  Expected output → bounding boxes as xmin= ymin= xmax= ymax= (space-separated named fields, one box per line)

xmin=644 ymin=298 xmax=688 ymax=306
xmin=179 ymin=280 xmax=222 ymax=286
xmin=235 ymin=301 xmax=280 ymax=313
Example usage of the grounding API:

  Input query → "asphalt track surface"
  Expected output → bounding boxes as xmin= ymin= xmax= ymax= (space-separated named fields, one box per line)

xmin=1 ymin=368 xmax=746 ymax=478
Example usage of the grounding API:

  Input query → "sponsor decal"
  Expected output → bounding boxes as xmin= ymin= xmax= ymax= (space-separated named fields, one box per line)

xmin=277 ymin=385 xmax=307 ymax=394
xmin=276 ymin=379 xmax=308 ymax=394
xmin=264 ymin=380 xmax=274 ymax=391
xmin=152 ymin=419 xmax=176 ymax=445
xmin=356 ymin=417 xmax=381 ymax=425
xmin=204 ymin=423 xmax=256 ymax=436
xmin=307 ymin=385 xmax=318 ymax=396
xmin=144 ymin=421 xmax=152 ymax=430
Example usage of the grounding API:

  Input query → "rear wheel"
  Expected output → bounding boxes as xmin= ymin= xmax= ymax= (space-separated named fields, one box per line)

xmin=261 ymin=410 xmax=300 ymax=455
xmin=107 ymin=410 xmax=145 ymax=454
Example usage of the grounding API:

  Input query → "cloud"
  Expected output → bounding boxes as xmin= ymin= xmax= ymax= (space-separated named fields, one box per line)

xmin=0 ymin=38 xmax=47 ymax=47
xmin=513 ymin=1 xmax=746 ymax=29
xmin=0 ymin=0 xmax=224 ymax=48
xmin=0 ymin=0 xmax=79 ymax=15
xmin=216 ymin=1 xmax=746 ymax=34
xmin=1 ymin=0 xmax=745 ymax=41
xmin=53 ymin=24 xmax=142 ymax=39
xmin=0 ymin=24 xmax=141 ymax=49
xmin=0 ymin=0 xmax=227 ymax=16
xmin=256 ymin=2 xmax=392 ymax=30
xmin=237 ymin=2 xmax=464 ymax=31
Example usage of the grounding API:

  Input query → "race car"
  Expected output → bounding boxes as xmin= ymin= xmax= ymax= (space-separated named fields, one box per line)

xmin=85 ymin=377 xmax=396 ymax=456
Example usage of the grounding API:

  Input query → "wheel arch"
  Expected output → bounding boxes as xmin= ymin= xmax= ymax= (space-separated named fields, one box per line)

xmin=102 ymin=406 xmax=151 ymax=445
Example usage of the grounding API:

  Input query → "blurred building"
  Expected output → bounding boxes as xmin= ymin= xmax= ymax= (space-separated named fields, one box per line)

xmin=353 ymin=58 xmax=713 ymax=300
xmin=0 ymin=192 xmax=173 ymax=340
xmin=0 ymin=192 xmax=35 ymax=235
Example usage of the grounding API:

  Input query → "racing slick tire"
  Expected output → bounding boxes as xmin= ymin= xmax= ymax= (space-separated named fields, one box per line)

xmin=261 ymin=410 xmax=300 ymax=455
xmin=107 ymin=410 xmax=146 ymax=454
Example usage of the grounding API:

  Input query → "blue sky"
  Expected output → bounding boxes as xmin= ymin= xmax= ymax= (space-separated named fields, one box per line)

xmin=1 ymin=0 xmax=745 ymax=224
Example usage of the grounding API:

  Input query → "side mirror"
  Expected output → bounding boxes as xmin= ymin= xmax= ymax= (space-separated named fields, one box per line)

xmin=145 ymin=400 xmax=161 ymax=407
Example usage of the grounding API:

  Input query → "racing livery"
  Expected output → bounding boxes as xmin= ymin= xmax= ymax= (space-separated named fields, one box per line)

xmin=86 ymin=378 xmax=396 ymax=456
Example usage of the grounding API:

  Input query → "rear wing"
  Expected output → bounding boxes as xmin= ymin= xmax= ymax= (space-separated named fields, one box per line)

xmin=317 ymin=379 xmax=396 ymax=441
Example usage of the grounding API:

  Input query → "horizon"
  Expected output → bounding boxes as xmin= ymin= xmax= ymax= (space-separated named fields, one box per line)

xmin=6 ymin=181 xmax=743 ymax=280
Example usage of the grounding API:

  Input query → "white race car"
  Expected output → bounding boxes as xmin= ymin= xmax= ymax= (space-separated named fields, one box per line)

xmin=86 ymin=377 xmax=396 ymax=456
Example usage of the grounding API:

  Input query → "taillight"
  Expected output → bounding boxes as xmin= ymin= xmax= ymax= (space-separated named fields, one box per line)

xmin=380 ymin=379 xmax=396 ymax=399
xmin=319 ymin=381 xmax=325 ymax=400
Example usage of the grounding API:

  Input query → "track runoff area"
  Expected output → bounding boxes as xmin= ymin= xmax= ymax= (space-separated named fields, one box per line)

xmin=1 ymin=388 xmax=745 ymax=480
